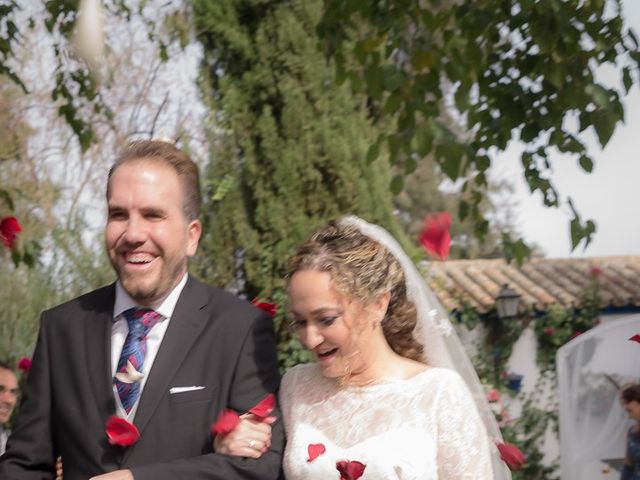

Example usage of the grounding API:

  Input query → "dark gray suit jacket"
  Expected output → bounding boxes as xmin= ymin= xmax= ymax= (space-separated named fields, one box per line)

xmin=0 ymin=276 xmax=284 ymax=480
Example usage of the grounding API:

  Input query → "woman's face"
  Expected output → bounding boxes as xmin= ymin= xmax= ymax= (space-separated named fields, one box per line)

xmin=624 ymin=399 xmax=640 ymax=422
xmin=288 ymin=269 xmax=382 ymax=380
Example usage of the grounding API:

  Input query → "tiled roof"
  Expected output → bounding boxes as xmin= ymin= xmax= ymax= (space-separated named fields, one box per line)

xmin=426 ymin=256 xmax=640 ymax=314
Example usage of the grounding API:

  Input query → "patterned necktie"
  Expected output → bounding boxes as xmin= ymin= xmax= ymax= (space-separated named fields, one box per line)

xmin=114 ymin=308 xmax=162 ymax=414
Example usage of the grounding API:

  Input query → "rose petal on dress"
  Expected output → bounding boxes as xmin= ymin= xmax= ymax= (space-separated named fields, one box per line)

xmin=211 ymin=409 xmax=240 ymax=436
xmin=336 ymin=460 xmax=366 ymax=480
xmin=105 ymin=416 xmax=140 ymax=446
xmin=248 ymin=393 xmax=276 ymax=418
xmin=307 ymin=443 xmax=326 ymax=462
xmin=630 ymin=334 xmax=640 ymax=344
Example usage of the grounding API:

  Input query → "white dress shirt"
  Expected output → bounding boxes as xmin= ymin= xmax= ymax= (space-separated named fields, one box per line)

xmin=111 ymin=273 xmax=188 ymax=420
xmin=0 ymin=425 xmax=9 ymax=456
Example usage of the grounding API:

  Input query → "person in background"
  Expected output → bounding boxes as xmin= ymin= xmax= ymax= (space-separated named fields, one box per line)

xmin=621 ymin=384 xmax=640 ymax=480
xmin=0 ymin=361 xmax=19 ymax=456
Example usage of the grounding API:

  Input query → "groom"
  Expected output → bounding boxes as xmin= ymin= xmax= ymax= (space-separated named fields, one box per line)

xmin=0 ymin=140 xmax=283 ymax=480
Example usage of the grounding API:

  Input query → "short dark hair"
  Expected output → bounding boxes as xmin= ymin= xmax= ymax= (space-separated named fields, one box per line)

xmin=0 ymin=360 xmax=12 ymax=371
xmin=622 ymin=384 xmax=640 ymax=403
xmin=107 ymin=140 xmax=202 ymax=221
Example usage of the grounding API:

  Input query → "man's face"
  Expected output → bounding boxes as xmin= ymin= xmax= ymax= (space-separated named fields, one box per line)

xmin=105 ymin=160 xmax=201 ymax=306
xmin=0 ymin=367 xmax=18 ymax=425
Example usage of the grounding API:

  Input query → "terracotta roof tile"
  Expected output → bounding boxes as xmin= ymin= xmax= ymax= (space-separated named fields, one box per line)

xmin=426 ymin=256 xmax=640 ymax=314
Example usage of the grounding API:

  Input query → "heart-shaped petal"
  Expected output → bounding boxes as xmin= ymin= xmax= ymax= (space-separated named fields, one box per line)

xmin=307 ymin=443 xmax=326 ymax=462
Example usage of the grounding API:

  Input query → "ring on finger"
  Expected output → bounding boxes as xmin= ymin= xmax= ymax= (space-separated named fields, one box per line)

xmin=248 ymin=439 xmax=257 ymax=449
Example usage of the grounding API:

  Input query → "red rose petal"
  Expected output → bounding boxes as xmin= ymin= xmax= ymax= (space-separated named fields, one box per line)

xmin=105 ymin=416 xmax=140 ymax=446
xmin=0 ymin=216 xmax=22 ymax=249
xmin=419 ymin=211 xmax=451 ymax=261
xmin=248 ymin=393 xmax=276 ymax=418
xmin=307 ymin=443 xmax=326 ymax=462
xmin=496 ymin=441 xmax=526 ymax=471
xmin=17 ymin=357 xmax=32 ymax=372
xmin=251 ymin=298 xmax=277 ymax=317
xmin=336 ymin=460 xmax=366 ymax=480
xmin=630 ymin=334 xmax=640 ymax=344
xmin=211 ymin=409 xmax=240 ymax=436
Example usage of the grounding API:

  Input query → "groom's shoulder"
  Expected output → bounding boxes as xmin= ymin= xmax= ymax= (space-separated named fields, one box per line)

xmin=44 ymin=283 xmax=116 ymax=318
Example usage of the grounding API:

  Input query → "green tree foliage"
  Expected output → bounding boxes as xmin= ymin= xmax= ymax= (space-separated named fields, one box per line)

xmin=318 ymin=0 xmax=640 ymax=257
xmin=192 ymin=0 xmax=409 ymax=367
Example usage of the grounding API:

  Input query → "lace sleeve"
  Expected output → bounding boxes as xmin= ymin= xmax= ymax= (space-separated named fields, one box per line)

xmin=435 ymin=370 xmax=494 ymax=479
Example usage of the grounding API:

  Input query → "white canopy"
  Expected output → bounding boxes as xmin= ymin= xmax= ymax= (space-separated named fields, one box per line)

xmin=557 ymin=315 xmax=640 ymax=480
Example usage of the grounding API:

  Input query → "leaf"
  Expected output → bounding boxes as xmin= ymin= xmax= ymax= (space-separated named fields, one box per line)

xmin=592 ymin=110 xmax=616 ymax=147
xmin=366 ymin=142 xmax=380 ymax=164
xmin=390 ymin=175 xmax=404 ymax=195
xmin=578 ymin=155 xmax=593 ymax=173
xmin=622 ymin=66 xmax=632 ymax=93
xmin=411 ymin=50 xmax=434 ymax=71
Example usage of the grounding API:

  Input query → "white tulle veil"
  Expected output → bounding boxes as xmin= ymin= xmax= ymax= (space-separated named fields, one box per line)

xmin=341 ymin=215 xmax=512 ymax=479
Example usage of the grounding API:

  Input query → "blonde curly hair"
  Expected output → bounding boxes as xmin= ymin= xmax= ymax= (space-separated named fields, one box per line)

xmin=287 ymin=219 xmax=424 ymax=362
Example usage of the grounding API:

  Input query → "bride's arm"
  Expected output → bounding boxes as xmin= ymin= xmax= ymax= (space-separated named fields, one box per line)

xmin=435 ymin=371 xmax=495 ymax=479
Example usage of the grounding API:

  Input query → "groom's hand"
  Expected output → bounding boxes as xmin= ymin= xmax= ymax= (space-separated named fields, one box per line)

xmin=90 ymin=469 xmax=133 ymax=480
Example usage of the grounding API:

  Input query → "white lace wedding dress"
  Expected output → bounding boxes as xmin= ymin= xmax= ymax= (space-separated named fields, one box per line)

xmin=281 ymin=363 xmax=494 ymax=480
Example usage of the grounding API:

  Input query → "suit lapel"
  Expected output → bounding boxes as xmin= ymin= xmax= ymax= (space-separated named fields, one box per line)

xmin=84 ymin=284 xmax=117 ymax=426
xmin=124 ymin=277 xmax=211 ymax=459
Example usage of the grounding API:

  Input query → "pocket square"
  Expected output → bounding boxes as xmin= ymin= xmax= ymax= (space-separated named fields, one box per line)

xmin=169 ymin=386 xmax=206 ymax=394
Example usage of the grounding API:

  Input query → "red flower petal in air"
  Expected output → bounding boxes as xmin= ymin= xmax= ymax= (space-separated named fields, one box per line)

xmin=105 ymin=416 xmax=140 ymax=446
xmin=630 ymin=334 xmax=640 ymax=344
xmin=251 ymin=298 xmax=277 ymax=316
xmin=496 ymin=441 xmax=526 ymax=471
xmin=17 ymin=357 xmax=31 ymax=372
xmin=487 ymin=388 xmax=500 ymax=403
xmin=419 ymin=212 xmax=451 ymax=261
xmin=336 ymin=460 xmax=366 ymax=480
xmin=307 ymin=443 xmax=325 ymax=462
xmin=0 ymin=216 xmax=22 ymax=249
xmin=211 ymin=409 xmax=240 ymax=436
xmin=248 ymin=393 xmax=276 ymax=418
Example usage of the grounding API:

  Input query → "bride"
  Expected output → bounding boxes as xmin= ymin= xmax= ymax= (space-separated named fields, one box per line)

xmin=216 ymin=216 xmax=511 ymax=479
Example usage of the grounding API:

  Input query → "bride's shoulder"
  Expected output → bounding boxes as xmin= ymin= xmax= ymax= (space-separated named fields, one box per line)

xmin=282 ymin=363 xmax=322 ymax=389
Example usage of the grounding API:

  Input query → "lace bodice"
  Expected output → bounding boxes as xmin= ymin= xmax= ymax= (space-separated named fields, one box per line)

xmin=280 ymin=363 xmax=494 ymax=480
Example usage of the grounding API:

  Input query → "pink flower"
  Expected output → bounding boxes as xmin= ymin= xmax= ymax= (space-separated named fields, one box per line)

xmin=570 ymin=330 xmax=582 ymax=340
xmin=419 ymin=212 xmax=451 ymax=261
xmin=307 ymin=443 xmax=325 ymax=463
xmin=336 ymin=460 xmax=366 ymax=480
xmin=251 ymin=298 xmax=277 ymax=316
xmin=629 ymin=334 xmax=640 ymax=344
xmin=105 ymin=416 xmax=140 ymax=446
xmin=0 ymin=216 xmax=22 ymax=249
xmin=543 ymin=327 xmax=555 ymax=336
xmin=496 ymin=441 xmax=526 ymax=470
xmin=17 ymin=357 xmax=31 ymax=372
xmin=487 ymin=388 xmax=500 ymax=403
xmin=589 ymin=266 xmax=603 ymax=277
xmin=211 ymin=409 xmax=240 ymax=436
